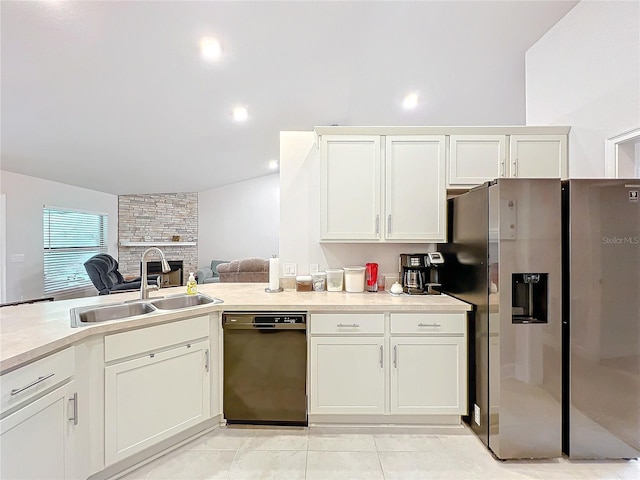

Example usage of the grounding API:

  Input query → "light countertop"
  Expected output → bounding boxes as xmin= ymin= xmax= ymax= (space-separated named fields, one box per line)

xmin=0 ymin=283 xmax=470 ymax=373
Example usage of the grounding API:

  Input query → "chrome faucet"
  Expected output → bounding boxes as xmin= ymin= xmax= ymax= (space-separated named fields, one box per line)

xmin=140 ymin=247 xmax=171 ymax=299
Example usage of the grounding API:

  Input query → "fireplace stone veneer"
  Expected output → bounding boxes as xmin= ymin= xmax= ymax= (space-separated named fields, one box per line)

xmin=118 ymin=193 xmax=198 ymax=285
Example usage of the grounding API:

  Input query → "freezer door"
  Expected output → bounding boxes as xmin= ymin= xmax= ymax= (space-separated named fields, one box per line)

xmin=566 ymin=179 xmax=640 ymax=459
xmin=489 ymin=179 xmax=562 ymax=459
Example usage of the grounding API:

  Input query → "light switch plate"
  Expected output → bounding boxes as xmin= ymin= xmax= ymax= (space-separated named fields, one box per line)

xmin=283 ymin=263 xmax=297 ymax=277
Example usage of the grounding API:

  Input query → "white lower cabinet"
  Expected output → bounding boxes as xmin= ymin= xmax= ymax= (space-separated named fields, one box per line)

xmin=309 ymin=312 xmax=468 ymax=419
xmin=390 ymin=337 xmax=466 ymax=414
xmin=104 ymin=316 xmax=211 ymax=465
xmin=310 ymin=336 xmax=385 ymax=414
xmin=0 ymin=347 xmax=78 ymax=480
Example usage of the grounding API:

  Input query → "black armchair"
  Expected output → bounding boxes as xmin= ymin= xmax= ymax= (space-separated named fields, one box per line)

xmin=84 ymin=254 xmax=159 ymax=295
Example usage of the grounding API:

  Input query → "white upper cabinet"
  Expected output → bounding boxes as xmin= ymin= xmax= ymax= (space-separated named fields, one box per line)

xmin=509 ymin=134 xmax=567 ymax=178
xmin=448 ymin=133 xmax=568 ymax=187
xmin=385 ymin=136 xmax=446 ymax=242
xmin=320 ymin=134 xmax=446 ymax=242
xmin=448 ymin=135 xmax=507 ymax=187
xmin=320 ymin=135 xmax=381 ymax=241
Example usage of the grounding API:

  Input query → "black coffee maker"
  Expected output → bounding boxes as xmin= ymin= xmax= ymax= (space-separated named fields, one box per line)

xmin=399 ymin=253 xmax=444 ymax=295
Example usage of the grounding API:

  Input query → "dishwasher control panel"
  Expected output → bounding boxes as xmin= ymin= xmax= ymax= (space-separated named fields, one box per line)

xmin=222 ymin=312 xmax=307 ymax=326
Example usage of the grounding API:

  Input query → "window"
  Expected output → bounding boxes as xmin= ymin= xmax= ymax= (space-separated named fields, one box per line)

xmin=43 ymin=206 xmax=108 ymax=295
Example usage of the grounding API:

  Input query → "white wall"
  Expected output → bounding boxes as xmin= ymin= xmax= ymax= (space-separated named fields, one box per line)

xmin=279 ymin=132 xmax=434 ymax=282
xmin=0 ymin=171 xmax=118 ymax=303
xmin=525 ymin=0 xmax=640 ymax=177
xmin=197 ymin=174 xmax=279 ymax=265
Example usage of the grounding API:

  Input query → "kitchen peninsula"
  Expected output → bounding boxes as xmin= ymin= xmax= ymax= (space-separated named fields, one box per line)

xmin=0 ymin=283 xmax=470 ymax=480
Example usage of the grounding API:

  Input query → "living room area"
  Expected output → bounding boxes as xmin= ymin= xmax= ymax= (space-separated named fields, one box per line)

xmin=0 ymin=170 xmax=279 ymax=304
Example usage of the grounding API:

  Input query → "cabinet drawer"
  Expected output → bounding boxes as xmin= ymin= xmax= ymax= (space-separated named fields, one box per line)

xmin=105 ymin=315 xmax=209 ymax=363
xmin=1 ymin=347 xmax=74 ymax=415
xmin=310 ymin=313 xmax=384 ymax=335
xmin=390 ymin=313 xmax=466 ymax=335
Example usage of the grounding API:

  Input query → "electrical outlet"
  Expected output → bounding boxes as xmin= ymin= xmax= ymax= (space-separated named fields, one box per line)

xmin=283 ymin=263 xmax=297 ymax=277
xmin=474 ymin=404 xmax=481 ymax=426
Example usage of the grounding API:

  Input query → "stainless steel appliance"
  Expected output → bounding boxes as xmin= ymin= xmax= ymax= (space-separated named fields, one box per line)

xmin=441 ymin=179 xmax=562 ymax=459
xmin=562 ymin=180 xmax=640 ymax=459
xmin=399 ymin=252 xmax=444 ymax=295
xmin=222 ymin=312 xmax=307 ymax=425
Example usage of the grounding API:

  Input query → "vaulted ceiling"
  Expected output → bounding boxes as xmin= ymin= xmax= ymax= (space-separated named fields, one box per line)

xmin=1 ymin=1 xmax=578 ymax=195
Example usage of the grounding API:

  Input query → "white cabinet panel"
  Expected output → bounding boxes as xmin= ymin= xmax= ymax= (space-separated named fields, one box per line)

xmin=309 ymin=337 xmax=385 ymax=414
xmin=449 ymin=135 xmax=506 ymax=186
xmin=1 ymin=382 xmax=76 ymax=480
xmin=509 ymin=135 xmax=567 ymax=178
xmin=390 ymin=337 xmax=467 ymax=415
xmin=310 ymin=313 xmax=385 ymax=335
xmin=390 ymin=313 xmax=466 ymax=335
xmin=1 ymin=347 xmax=74 ymax=415
xmin=320 ymin=135 xmax=381 ymax=240
xmin=105 ymin=340 xmax=210 ymax=465
xmin=385 ymin=136 xmax=446 ymax=241
xmin=320 ymin=134 xmax=446 ymax=242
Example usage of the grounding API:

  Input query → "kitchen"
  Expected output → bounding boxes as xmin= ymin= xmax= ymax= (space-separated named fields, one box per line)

xmin=1 ymin=1 xmax=640 ymax=479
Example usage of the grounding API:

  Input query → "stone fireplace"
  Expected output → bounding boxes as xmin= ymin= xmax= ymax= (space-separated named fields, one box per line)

xmin=118 ymin=193 xmax=198 ymax=285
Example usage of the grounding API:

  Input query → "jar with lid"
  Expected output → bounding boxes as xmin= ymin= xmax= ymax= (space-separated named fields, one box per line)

xmin=295 ymin=275 xmax=313 ymax=292
xmin=344 ymin=266 xmax=366 ymax=293
xmin=312 ymin=272 xmax=326 ymax=291
xmin=326 ymin=269 xmax=344 ymax=292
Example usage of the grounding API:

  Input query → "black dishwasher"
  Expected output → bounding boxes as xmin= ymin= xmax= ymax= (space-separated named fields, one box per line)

xmin=222 ymin=312 xmax=307 ymax=426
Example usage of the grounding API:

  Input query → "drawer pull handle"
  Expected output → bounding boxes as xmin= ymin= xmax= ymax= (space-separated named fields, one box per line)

xmin=418 ymin=323 xmax=442 ymax=328
xmin=10 ymin=373 xmax=55 ymax=396
xmin=337 ymin=323 xmax=360 ymax=328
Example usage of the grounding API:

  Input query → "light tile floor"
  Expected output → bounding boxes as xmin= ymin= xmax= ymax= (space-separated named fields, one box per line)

xmin=119 ymin=425 xmax=639 ymax=480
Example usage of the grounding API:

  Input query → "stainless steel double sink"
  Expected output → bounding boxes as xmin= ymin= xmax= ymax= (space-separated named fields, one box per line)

xmin=70 ymin=293 xmax=223 ymax=327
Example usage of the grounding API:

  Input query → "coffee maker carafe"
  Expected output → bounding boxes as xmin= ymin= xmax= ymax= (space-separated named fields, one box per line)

xmin=399 ymin=253 xmax=444 ymax=295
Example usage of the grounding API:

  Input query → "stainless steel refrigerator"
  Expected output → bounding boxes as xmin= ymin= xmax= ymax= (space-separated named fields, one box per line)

xmin=441 ymin=178 xmax=563 ymax=459
xmin=561 ymin=179 xmax=640 ymax=459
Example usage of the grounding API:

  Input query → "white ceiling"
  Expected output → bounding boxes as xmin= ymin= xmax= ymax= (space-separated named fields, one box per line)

xmin=1 ymin=0 xmax=578 ymax=195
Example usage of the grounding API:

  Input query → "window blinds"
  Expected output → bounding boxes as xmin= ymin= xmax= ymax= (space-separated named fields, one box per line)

xmin=43 ymin=206 xmax=108 ymax=295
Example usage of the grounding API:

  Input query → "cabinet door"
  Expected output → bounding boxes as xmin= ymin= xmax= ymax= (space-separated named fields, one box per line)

xmin=309 ymin=337 xmax=385 ymax=414
xmin=0 ymin=382 xmax=76 ymax=480
xmin=449 ymin=135 xmax=507 ymax=186
xmin=320 ymin=135 xmax=381 ymax=240
xmin=509 ymin=135 xmax=567 ymax=178
xmin=105 ymin=340 xmax=210 ymax=465
xmin=385 ymin=135 xmax=446 ymax=241
xmin=390 ymin=337 xmax=467 ymax=415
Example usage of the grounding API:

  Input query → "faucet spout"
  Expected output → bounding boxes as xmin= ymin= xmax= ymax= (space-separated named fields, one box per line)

xmin=141 ymin=247 xmax=171 ymax=299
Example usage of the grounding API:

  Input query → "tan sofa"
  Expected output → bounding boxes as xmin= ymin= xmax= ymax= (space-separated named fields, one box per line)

xmin=216 ymin=257 xmax=269 ymax=283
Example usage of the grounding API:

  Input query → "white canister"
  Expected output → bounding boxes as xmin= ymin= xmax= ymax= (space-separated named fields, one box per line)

xmin=344 ymin=266 xmax=366 ymax=293
xmin=326 ymin=269 xmax=344 ymax=292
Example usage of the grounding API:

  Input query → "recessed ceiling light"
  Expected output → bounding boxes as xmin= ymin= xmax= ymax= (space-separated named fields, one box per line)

xmin=232 ymin=106 xmax=248 ymax=122
xmin=402 ymin=92 xmax=419 ymax=110
xmin=200 ymin=37 xmax=222 ymax=61
xmin=268 ymin=160 xmax=279 ymax=170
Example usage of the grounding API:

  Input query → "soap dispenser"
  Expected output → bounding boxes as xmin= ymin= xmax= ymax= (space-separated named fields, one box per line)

xmin=186 ymin=272 xmax=198 ymax=295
